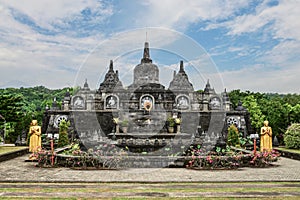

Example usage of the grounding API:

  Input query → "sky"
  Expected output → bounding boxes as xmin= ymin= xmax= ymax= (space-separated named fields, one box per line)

xmin=0 ymin=0 xmax=299 ymax=93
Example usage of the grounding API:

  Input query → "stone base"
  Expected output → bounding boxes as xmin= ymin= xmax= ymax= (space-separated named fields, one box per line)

xmin=119 ymin=156 xmax=185 ymax=168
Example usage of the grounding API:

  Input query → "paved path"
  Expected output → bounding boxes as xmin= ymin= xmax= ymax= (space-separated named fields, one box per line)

xmin=0 ymin=154 xmax=299 ymax=182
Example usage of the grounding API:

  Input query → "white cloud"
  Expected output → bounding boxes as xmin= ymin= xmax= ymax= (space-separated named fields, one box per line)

xmin=220 ymin=62 xmax=300 ymax=94
xmin=261 ymin=40 xmax=300 ymax=65
xmin=137 ymin=0 xmax=250 ymax=30
xmin=0 ymin=0 xmax=299 ymax=94
xmin=0 ymin=0 xmax=112 ymax=88
xmin=74 ymin=28 xmax=183 ymax=89
xmin=220 ymin=0 xmax=300 ymax=41
xmin=0 ymin=0 xmax=113 ymax=31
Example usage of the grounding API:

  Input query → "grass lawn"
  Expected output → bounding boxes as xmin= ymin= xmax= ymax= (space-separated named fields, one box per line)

xmin=0 ymin=146 xmax=28 ymax=155
xmin=276 ymin=147 xmax=300 ymax=154
xmin=0 ymin=182 xmax=299 ymax=199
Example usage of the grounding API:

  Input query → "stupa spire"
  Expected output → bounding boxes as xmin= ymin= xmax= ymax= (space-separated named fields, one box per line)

xmin=141 ymin=42 xmax=152 ymax=63
xmin=179 ymin=60 xmax=184 ymax=72
xmin=109 ymin=60 xmax=114 ymax=72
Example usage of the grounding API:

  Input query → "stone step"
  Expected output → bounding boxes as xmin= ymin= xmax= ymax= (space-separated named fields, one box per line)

xmin=119 ymin=156 xmax=185 ymax=168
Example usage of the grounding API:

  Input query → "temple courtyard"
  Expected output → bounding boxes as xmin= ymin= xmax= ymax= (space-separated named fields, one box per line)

xmin=0 ymin=153 xmax=299 ymax=199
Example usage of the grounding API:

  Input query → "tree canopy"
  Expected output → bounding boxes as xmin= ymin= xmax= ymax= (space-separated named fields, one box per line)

xmin=228 ymin=90 xmax=300 ymax=143
xmin=0 ymin=86 xmax=75 ymax=143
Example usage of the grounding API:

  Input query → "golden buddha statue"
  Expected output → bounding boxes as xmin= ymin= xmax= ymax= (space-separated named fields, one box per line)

xmin=29 ymin=120 xmax=42 ymax=153
xmin=260 ymin=120 xmax=272 ymax=152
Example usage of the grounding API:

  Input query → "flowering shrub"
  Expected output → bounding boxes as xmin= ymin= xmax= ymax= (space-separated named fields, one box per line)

xmin=36 ymin=143 xmax=128 ymax=169
xmin=249 ymin=150 xmax=280 ymax=167
xmin=35 ymin=148 xmax=56 ymax=167
xmin=186 ymin=145 xmax=242 ymax=169
xmin=65 ymin=144 xmax=127 ymax=169
xmin=186 ymin=145 xmax=280 ymax=170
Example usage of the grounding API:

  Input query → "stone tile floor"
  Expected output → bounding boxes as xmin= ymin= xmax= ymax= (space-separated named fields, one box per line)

xmin=0 ymin=154 xmax=299 ymax=183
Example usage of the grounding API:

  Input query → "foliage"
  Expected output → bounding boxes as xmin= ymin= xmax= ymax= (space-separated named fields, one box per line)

xmin=113 ymin=117 xmax=119 ymax=124
xmin=0 ymin=86 xmax=77 ymax=143
xmin=0 ymin=86 xmax=300 ymax=145
xmin=186 ymin=145 xmax=241 ymax=169
xmin=259 ymin=97 xmax=288 ymax=137
xmin=227 ymin=125 xmax=240 ymax=147
xmin=0 ymin=93 xmax=24 ymax=143
xmin=228 ymin=90 xmax=300 ymax=144
xmin=37 ymin=143 xmax=128 ymax=169
xmin=0 ymin=92 xmax=24 ymax=122
xmin=286 ymin=104 xmax=300 ymax=124
xmin=242 ymin=95 xmax=265 ymax=132
xmin=239 ymin=132 xmax=253 ymax=148
xmin=58 ymin=119 xmax=70 ymax=148
xmin=284 ymin=123 xmax=300 ymax=149
xmin=186 ymin=145 xmax=280 ymax=169
xmin=249 ymin=150 xmax=280 ymax=167
xmin=35 ymin=148 xmax=56 ymax=167
xmin=167 ymin=117 xmax=175 ymax=127
xmin=175 ymin=118 xmax=181 ymax=124
xmin=121 ymin=119 xmax=129 ymax=127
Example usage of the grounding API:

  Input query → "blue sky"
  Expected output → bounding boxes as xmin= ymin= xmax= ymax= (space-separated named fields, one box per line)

xmin=0 ymin=0 xmax=299 ymax=93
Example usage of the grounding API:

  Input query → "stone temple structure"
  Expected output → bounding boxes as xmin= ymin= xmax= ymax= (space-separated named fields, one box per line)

xmin=42 ymin=42 xmax=252 ymax=157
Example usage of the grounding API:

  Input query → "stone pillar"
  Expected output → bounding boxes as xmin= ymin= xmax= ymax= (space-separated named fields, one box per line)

xmin=86 ymin=99 xmax=93 ymax=111
xmin=177 ymin=124 xmax=181 ymax=133
xmin=63 ymin=101 xmax=69 ymax=111
xmin=202 ymin=99 xmax=209 ymax=111
xmin=224 ymin=101 xmax=231 ymax=111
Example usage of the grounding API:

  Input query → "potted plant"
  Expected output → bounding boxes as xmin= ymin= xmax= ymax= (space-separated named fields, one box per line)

xmin=227 ymin=124 xmax=240 ymax=147
xmin=167 ymin=117 xmax=175 ymax=133
xmin=121 ymin=119 xmax=129 ymax=133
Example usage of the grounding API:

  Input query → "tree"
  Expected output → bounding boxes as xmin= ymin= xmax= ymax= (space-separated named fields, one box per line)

xmin=289 ymin=104 xmax=300 ymax=123
xmin=58 ymin=119 xmax=70 ymax=147
xmin=242 ymin=95 xmax=265 ymax=133
xmin=0 ymin=92 xmax=24 ymax=122
xmin=0 ymin=92 xmax=24 ymax=143
xmin=259 ymin=96 xmax=288 ymax=137
xmin=227 ymin=124 xmax=239 ymax=147
xmin=228 ymin=89 xmax=246 ymax=109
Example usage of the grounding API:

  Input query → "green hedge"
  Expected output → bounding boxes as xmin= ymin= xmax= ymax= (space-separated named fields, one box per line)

xmin=284 ymin=123 xmax=300 ymax=149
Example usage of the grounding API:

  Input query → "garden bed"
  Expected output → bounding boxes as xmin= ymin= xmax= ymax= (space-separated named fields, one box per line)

xmin=34 ymin=143 xmax=280 ymax=170
xmin=0 ymin=146 xmax=29 ymax=162
xmin=274 ymin=147 xmax=300 ymax=161
xmin=185 ymin=145 xmax=280 ymax=170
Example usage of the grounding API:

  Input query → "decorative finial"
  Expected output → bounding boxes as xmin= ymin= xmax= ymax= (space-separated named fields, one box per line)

xmin=84 ymin=78 xmax=89 ymax=88
xmin=141 ymin=42 xmax=152 ymax=63
xmin=179 ymin=60 xmax=184 ymax=72
xmin=109 ymin=60 xmax=114 ymax=71
xmin=146 ymin=31 xmax=148 ymax=42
